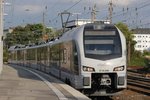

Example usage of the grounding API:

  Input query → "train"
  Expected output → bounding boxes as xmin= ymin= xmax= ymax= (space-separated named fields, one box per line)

xmin=8 ymin=21 xmax=127 ymax=96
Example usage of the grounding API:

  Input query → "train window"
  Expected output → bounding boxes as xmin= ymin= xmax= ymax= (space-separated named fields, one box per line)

xmin=50 ymin=45 xmax=60 ymax=68
xmin=27 ymin=49 xmax=36 ymax=60
xmin=85 ymin=31 xmax=116 ymax=36
xmin=40 ymin=47 xmax=48 ymax=67
xmin=11 ymin=51 xmax=17 ymax=61
xmin=17 ymin=50 xmax=24 ymax=61
xmin=84 ymin=29 xmax=122 ymax=60
xmin=40 ymin=47 xmax=47 ymax=61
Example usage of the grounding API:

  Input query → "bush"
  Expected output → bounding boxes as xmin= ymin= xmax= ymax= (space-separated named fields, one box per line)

xmin=129 ymin=50 xmax=149 ymax=67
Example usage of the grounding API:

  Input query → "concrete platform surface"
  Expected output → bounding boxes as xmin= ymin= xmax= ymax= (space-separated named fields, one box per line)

xmin=0 ymin=65 xmax=90 ymax=100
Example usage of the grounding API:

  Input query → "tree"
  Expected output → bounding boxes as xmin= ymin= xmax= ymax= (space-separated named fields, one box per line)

xmin=4 ymin=23 xmax=54 ymax=62
xmin=116 ymin=22 xmax=136 ymax=65
xmin=4 ymin=23 xmax=53 ymax=47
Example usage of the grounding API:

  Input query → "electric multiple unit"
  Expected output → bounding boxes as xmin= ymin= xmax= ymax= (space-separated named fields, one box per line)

xmin=8 ymin=22 xmax=127 ymax=96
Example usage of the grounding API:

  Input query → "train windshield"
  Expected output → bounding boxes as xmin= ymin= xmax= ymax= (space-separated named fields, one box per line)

xmin=84 ymin=29 xmax=122 ymax=60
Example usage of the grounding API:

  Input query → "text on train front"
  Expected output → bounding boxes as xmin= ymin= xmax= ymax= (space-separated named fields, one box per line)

xmin=84 ymin=28 xmax=122 ymax=60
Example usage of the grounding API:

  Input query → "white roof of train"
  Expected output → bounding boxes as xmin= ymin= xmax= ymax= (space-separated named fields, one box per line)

xmin=8 ymin=20 xmax=111 ymax=51
xmin=64 ymin=19 xmax=110 ymax=28
xmin=8 ymin=25 xmax=81 ymax=51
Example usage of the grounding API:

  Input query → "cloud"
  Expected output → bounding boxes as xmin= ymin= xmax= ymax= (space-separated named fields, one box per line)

xmin=114 ymin=0 xmax=130 ymax=6
xmin=90 ymin=0 xmax=131 ymax=7
xmin=60 ymin=0 xmax=80 ymax=3
xmin=5 ymin=0 xmax=148 ymax=29
xmin=15 ymin=4 xmax=43 ymax=14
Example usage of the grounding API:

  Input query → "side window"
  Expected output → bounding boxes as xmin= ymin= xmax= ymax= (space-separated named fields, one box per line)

xmin=41 ymin=47 xmax=47 ymax=61
xmin=51 ymin=44 xmax=60 ymax=68
xmin=37 ymin=48 xmax=41 ymax=61
xmin=27 ymin=49 xmax=36 ymax=60
xmin=17 ymin=50 xmax=22 ymax=60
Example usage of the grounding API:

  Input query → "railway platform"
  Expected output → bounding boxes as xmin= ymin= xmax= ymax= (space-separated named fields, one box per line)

xmin=0 ymin=64 xmax=90 ymax=100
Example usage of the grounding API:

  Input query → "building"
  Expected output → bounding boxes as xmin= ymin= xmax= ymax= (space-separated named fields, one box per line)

xmin=4 ymin=28 xmax=13 ymax=39
xmin=133 ymin=28 xmax=150 ymax=52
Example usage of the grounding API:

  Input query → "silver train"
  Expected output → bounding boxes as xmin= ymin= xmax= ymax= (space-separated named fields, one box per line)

xmin=8 ymin=22 xmax=127 ymax=96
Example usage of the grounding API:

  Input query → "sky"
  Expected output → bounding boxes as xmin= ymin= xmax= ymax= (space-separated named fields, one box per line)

xmin=3 ymin=0 xmax=150 ymax=29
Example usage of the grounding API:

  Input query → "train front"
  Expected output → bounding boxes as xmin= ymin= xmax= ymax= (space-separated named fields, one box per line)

xmin=78 ymin=22 xmax=127 ymax=96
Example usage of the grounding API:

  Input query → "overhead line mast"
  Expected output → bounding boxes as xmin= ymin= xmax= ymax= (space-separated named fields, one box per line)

xmin=0 ymin=0 xmax=3 ymax=74
xmin=91 ymin=4 xmax=97 ymax=23
xmin=42 ymin=6 xmax=47 ymax=34
xmin=108 ymin=0 xmax=113 ymax=24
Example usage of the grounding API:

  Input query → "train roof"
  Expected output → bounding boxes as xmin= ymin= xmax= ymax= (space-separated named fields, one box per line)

xmin=8 ymin=26 xmax=80 ymax=51
xmin=8 ymin=21 xmax=115 ymax=51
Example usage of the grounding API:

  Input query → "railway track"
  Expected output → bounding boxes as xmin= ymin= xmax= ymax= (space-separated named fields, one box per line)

xmin=89 ymin=70 xmax=150 ymax=100
xmin=127 ymin=70 xmax=150 ymax=96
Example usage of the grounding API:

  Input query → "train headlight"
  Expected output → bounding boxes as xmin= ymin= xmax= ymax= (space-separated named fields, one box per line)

xmin=113 ymin=66 xmax=124 ymax=71
xmin=83 ymin=66 xmax=95 ymax=72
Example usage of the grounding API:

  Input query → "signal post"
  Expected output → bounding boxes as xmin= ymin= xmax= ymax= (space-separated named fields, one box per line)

xmin=0 ymin=0 xmax=3 ymax=74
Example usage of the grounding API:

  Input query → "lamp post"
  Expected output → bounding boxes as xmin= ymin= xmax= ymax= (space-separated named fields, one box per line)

xmin=0 ymin=0 xmax=3 ymax=74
